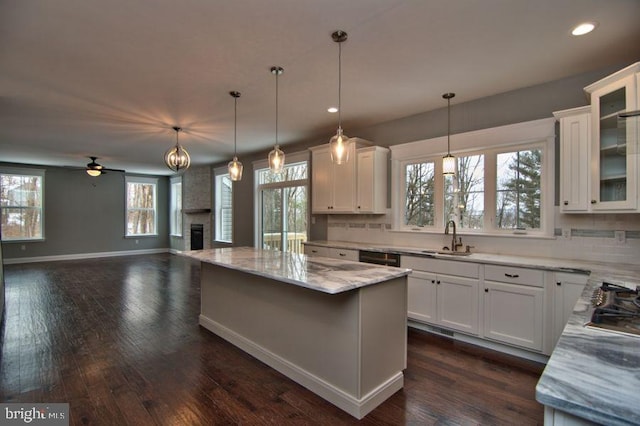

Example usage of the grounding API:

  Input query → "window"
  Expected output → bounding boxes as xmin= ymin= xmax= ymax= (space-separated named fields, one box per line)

xmin=444 ymin=154 xmax=484 ymax=230
xmin=170 ymin=177 xmax=182 ymax=236
xmin=254 ymin=152 xmax=309 ymax=254
xmin=215 ymin=171 xmax=233 ymax=243
xmin=125 ymin=176 xmax=157 ymax=236
xmin=496 ymin=149 xmax=542 ymax=230
xmin=0 ymin=168 xmax=44 ymax=241
xmin=404 ymin=161 xmax=435 ymax=227
xmin=392 ymin=118 xmax=554 ymax=236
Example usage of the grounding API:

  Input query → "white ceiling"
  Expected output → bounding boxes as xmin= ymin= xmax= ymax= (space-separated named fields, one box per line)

xmin=1 ymin=0 xmax=639 ymax=175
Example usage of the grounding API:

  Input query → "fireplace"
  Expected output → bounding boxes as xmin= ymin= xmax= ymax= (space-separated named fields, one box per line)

xmin=190 ymin=223 xmax=204 ymax=250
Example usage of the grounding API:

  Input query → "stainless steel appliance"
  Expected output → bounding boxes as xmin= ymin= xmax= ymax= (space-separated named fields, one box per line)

xmin=585 ymin=282 xmax=640 ymax=337
xmin=358 ymin=250 xmax=401 ymax=267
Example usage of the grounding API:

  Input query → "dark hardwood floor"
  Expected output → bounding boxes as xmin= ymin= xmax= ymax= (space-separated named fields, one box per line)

xmin=0 ymin=253 xmax=545 ymax=425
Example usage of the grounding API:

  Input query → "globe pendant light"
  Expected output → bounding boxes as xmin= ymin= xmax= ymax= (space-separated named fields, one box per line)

xmin=268 ymin=66 xmax=285 ymax=174
xmin=329 ymin=30 xmax=350 ymax=165
xmin=228 ymin=91 xmax=243 ymax=181
xmin=165 ymin=126 xmax=191 ymax=173
xmin=442 ymin=92 xmax=456 ymax=175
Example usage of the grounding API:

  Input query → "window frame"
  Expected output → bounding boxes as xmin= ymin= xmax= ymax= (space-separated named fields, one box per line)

xmin=391 ymin=118 xmax=555 ymax=237
xmin=253 ymin=151 xmax=310 ymax=251
xmin=169 ymin=176 xmax=183 ymax=237
xmin=125 ymin=176 xmax=158 ymax=237
xmin=214 ymin=167 xmax=233 ymax=244
xmin=0 ymin=167 xmax=45 ymax=242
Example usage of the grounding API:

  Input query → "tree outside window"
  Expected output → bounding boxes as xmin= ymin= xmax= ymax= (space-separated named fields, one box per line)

xmin=444 ymin=155 xmax=484 ymax=229
xmin=0 ymin=171 xmax=44 ymax=240
xmin=496 ymin=149 xmax=542 ymax=229
xmin=126 ymin=178 xmax=157 ymax=236
xmin=404 ymin=161 xmax=435 ymax=227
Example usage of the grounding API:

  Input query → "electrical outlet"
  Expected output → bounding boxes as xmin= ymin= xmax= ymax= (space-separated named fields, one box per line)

xmin=614 ymin=230 xmax=626 ymax=245
xmin=562 ymin=228 xmax=571 ymax=240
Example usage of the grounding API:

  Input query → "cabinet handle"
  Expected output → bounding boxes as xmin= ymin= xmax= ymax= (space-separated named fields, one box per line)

xmin=357 ymin=206 xmax=361 ymax=209
xmin=504 ymin=273 xmax=519 ymax=278
xmin=591 ymin=200 xmax=597 ymax=204
xmin=311 ymin=250 xmax=318 ymax=253
xmin=556 ymin=282 xmax=561 ymax=286
xmin=484 ymin=288 xmax=489 ymax=293
xmin=436 ymin=280 xmax=441 ymax=285
xmin=563 ymin=201 xmax=568 ymax=206
xmin=339 ymin=253 xmax=346 ymax=257
xmin=431 ymin=280 xmax=436 ymax=284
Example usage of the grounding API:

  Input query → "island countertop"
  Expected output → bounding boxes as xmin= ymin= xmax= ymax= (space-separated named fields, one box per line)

xmin=182 ymin=247 xmax=411 ymax=294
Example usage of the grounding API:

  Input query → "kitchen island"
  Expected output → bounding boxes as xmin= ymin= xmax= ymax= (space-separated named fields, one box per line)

xmin=183 ymin=247 xmax=411 ymax=419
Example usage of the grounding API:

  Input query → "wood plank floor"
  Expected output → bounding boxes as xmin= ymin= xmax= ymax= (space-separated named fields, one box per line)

xmin=0 ymin=253 xmax=545 ymax=425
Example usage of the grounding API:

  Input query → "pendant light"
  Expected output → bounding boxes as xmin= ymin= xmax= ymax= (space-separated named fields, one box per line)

xmin=442 ymin=92 xmax=456 ymax=175
xmin=164 ymin=126 xmax=191 ymax=173
xmin=329 ymin=30 xmax=350 ymax=165
xmin=268 ymin=66 xmax=285 ymax=174
xmin=228 ymin=91 xmax=243 ymax=181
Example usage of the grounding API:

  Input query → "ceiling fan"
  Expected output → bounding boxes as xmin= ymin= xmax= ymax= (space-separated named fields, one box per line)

xmin=84 ymin=156 xmax=125 ymax=177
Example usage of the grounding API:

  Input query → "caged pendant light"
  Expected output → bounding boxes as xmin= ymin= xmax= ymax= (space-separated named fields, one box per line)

xmin=329 ymin=30 xmax=351 ymax=165
xmin=442 ymin=92 xmax=456 ymax=175
xmin=268 ymin=66 xmax=285 ymax=174
xmin=165 ymin=126 xmax=191 ymax=173
xmin=228 ymin=91 xmax=243 ymax=181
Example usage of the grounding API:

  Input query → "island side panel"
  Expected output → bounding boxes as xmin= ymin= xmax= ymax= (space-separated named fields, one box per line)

xmin=199 ymin=262 xmax=361 ymax=396
xmin=359 ymin=276 xmax=407 ymax=398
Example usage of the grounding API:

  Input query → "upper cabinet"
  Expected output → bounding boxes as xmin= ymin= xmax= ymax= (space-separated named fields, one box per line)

xmin=310 ymin=141 xmax=388 ymax=214
xmin=556 ymin=62 xmax=640 ymax=213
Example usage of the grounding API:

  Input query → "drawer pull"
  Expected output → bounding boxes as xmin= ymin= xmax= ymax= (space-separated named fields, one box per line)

xmin=339 ymin=253 xmax=346 ymax=257
xmin=504 ymin=273 xmax=520 ymax=278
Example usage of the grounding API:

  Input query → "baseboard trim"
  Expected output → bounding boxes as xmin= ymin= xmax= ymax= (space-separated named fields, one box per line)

xmin=199 ymin=314 xmax=403 ymax=419
xmin=3 ymin=248 xmax=170 ymax=264
xmin=408 ymin=320 xmax=549 ymax=364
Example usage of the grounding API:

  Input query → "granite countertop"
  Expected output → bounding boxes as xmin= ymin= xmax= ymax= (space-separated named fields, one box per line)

xmin=305 ymin=240 xmax=640 ymax=425
xmin=181 ymin=247 xmax=410 ymax=295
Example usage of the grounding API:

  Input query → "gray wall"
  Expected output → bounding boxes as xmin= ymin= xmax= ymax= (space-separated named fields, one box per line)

xmin=217 ymin=62 xmax=629 ymax=247
xmin=1 ymin=164 xmax=169 ymax=259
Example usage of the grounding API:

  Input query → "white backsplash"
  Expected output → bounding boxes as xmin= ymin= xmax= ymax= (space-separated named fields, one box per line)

xmin=325 ymin=208 xmax=640 ymax=265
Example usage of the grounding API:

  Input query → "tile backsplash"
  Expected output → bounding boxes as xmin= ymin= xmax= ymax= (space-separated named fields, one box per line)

xmin=324 ymin=208 xmax=640 ymax=265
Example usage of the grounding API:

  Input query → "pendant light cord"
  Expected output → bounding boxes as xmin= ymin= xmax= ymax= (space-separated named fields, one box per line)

xmin=337 ymin=39 xmax=342 ymax=128
xmin=233 ymin=96 xmax=238 ymax=157
xmin=447 ymin=96 xmax=450 ymax=154
xmin=275 ymin=69 xmax=279 ymax=146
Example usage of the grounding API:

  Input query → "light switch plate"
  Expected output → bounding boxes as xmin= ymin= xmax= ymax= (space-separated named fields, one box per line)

xmin=562 ymin=228 xmax=571 ymax=239
xmin=614 ymin=230 xmax=626 ymax=244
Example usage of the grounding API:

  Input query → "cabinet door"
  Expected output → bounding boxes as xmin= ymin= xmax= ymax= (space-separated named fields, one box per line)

xmin=407 ymin=271 xmax=437 ymax=324
xmin=331 ymin=146 xmax=356 ymax=212
xmin=311 ymin=148 xmax=333 ymax=213
xmin=553 ymin=273 xmax=588 ymax=348
xmin=483 ymin=281 xmax=544 ymax=351
xmin=589 ymin=74 xmax=637 ymax=211
xmin=437 ymin=274 xmax=479 ymax=335
xmin=356 ymin=147 xmax=388 ymax=214
xmin=558 ymin=110 xmax=591 ymax=212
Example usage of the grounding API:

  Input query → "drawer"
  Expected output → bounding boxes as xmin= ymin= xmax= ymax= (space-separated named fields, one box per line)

xmin=328 ymin=247 xmax=359 ymax=262
xmin=304 ymin=245 xmax=330 ymax=257
xmin=402 ymin=256 xmax=479 ymax=279
xmin=484 ymin=265 xmax=544 ymax=287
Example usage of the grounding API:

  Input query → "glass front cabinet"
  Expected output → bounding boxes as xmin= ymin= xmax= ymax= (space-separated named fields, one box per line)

xmin=584 ymin=64 xmax=639 ymax=212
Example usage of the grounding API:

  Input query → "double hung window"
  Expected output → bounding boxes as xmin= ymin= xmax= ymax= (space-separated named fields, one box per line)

xmin=125 ymin=176 xmax=157 ymax=236
xmin=0 ymin=168 xmax=45 ymax=241
xmin=215 ymin=171 xmax=233 ymax=243
xmin=170 ymin=177 xmax=183 ymax=236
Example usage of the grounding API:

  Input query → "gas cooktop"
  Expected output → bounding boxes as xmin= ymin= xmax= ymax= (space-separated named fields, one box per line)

xmin=585 ymin=282 xmax=640 ymax=337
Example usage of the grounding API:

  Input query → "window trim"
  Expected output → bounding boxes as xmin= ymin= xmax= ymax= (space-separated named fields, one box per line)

xmin=0 ymin=167 xmax=46 ymax=242
xmin=253 ymin=150 xmax=310 ymax=250
xmin=214 ymin=166 xmax=233 ymax=244
xmin=125 ymin=176 xmax=158 ymax=237
xmin=391 ymin=118 xmax=555 ymax=237
xmin=169 ymin=176 xmax=183 ymax=237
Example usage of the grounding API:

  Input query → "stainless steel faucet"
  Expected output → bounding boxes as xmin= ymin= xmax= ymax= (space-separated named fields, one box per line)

xmin=444 ymin=220 xmax=462 ymax=252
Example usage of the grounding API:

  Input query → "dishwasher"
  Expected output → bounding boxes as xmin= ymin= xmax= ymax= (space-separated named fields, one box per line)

xmin=358 ymin=250 xmax=401 ymax=267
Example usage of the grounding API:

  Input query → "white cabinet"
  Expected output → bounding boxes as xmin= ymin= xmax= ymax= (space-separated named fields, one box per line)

xmin=356 ymin=146 xmax=388 ymax=213
xmin=404 ymin=256 xmax=480 ymax=335
xmin=554 ymin=106 xmax=591 ymax=212
xmin=583 ymin=62 xmax=640 ymax=212
xmin=310 ymin=142 xmax=388 ymax=214
xmin=310 ymin=144 xmax=356 ymax=213
xmin=552 ymin=272 xmax=588 ymax=348
xmin=483 ymin=265 xmax=545 ymax=352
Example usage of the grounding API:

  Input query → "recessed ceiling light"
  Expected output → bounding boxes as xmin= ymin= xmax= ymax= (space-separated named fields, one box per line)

xmin=571 ymin=22 xmax=597 ymax=36
xmin=327 ymin=107 xmax=338 ymax=113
